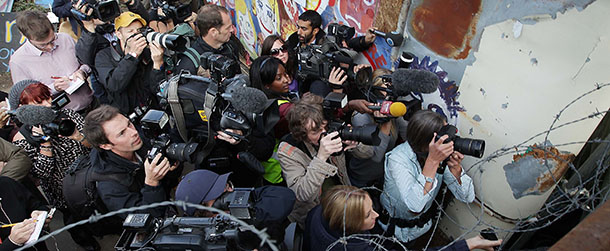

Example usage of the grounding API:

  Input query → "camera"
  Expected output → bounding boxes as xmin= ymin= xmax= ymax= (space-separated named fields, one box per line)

xmin=151 ymin=0 xmax=192 ymax=24
xmin=40 ymin=92 xmax=77 ymax=139
xmin=70 ymin=0 xmax=121 ymax=23
xmin=211 ymin=188 xmax=254 ymax=220
xmin=322 ymin=92 xmax=381 ymax=146
xmin=140 ymin=109 xmax=199 ymax=163
xmin=297 ymin=41 xmax=371 ymax=89
xmin=327 ymin=23 xmax=355 ymax=45
xmin=139 ymin=27 xmax=188 ymax=52
xmin=435 ymin=124 xmax=485 ymax=158
xmin=116 ymin=214 xmax=240 ymax=251
xmin=199 ymin=52 xmax=241 ymax=83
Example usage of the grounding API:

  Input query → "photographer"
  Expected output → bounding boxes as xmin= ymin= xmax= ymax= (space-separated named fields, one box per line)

xmin=73 ymin=0 xmax=150 ymax=104
xmin=174 ymin=4 xmax=240 ymax=75
xmin=94 ymin=12 xmax=164 ymax=115
xmin=348 ymin=69 xmax=408 ymax=188
xmin=286 ymin=10 xmax=375 ymax=52
xmin=379 ymin=110 xmax=475 ymax=244
xmin=10 ymin=10 xmax=94 ymax=114
xmin=277 ymin=93 xmax=373 ymax=227
xmin=148 ymin=0 xmax=197 ymax=33
xmin=84 ymin=105 xmax=179 ymax=220
xmin=9 ymin=80 xmax=96 ymax=250
xmin=175 ymin=169 xmax=296 ymax=250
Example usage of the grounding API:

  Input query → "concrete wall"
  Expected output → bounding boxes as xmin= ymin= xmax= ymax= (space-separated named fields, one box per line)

xmin=218 ymin=0 xmax=610 ymax=242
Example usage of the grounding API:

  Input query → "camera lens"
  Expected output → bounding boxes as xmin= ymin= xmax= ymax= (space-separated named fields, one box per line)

xmin=454 ymin=138 xmax=485 ymax=158
xmin=339 ymin=125 xmax=380 ymax=146
xmin=166 ymin=142 xmax=198 ymax=162
xmin=58 ymin=119 xmax=76 ymax=137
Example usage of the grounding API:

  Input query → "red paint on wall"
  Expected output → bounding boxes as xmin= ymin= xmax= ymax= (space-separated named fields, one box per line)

xmin=411 ymin=0 xmax=481 ymax=59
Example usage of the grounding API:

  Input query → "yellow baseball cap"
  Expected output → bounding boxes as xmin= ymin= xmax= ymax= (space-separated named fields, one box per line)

xmin=114 ymin=12 xmax=147 ymax=31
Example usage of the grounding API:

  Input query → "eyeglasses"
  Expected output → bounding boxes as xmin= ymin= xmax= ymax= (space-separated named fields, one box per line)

xmin=31 ymin=33 xmax=58 ymax=49
xmin=270 ymin=46 xmax=288 ymax=56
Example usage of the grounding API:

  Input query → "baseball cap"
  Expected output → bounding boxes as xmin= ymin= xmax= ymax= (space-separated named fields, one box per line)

xmin=175 ymin=170 xmax=232 ymax=215
xmin=114 ymin=12 xmax=147 ymax=31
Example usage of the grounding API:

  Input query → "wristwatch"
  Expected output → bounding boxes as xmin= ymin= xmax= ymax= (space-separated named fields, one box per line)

xmin=424 ymin=175 xmax=435 ymax=184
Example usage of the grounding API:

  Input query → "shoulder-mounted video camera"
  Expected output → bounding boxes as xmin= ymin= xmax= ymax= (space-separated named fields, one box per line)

xmin=297 ymin=41 xmax=371 ymax=90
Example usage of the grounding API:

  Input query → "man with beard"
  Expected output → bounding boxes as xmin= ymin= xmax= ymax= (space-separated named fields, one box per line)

xmin=286 ymin=10 xmax=376 ymax=52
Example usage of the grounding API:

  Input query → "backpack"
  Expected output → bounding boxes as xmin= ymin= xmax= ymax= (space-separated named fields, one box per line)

xmin=62 ymin=154 xmax=124 ymax=235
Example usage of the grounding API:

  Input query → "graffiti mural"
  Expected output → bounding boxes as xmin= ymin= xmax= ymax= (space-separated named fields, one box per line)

xmin=0 ymin=13 xmax=26 ymax=72
xmin=0 ymin=0 xmax=13 ymax=12
xmin=214 ymin=0 xmax=392 ymax=69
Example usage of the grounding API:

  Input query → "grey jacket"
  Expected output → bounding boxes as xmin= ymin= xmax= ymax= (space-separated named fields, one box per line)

xmin=278 ymin=140 xmax=373 ymax=227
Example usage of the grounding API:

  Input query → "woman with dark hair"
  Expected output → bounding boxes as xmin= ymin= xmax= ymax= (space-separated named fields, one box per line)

xmin=249 ymin=56 xmax=292 ymax=186
xmin=261 ymin=35 xmax=299 ymax=96
xmin=9 ymin=80 xmax=98 ymax=250
xmin=380 ymin=110 xmax=475 ymax=244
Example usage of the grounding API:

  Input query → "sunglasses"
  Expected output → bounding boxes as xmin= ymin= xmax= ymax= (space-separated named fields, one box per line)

xmin=270 ymin=46 xmax=288 ymax=56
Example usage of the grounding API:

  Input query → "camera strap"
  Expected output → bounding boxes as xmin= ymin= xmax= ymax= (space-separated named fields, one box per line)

xmin=198 ymin=83 xmax=219 ymax=158
xmin=167 ymin=76 xmax=189 ymax=143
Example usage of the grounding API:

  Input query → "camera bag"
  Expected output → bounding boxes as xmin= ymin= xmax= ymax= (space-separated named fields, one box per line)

xmin=62 ymin=154 xmax=125 ymax=235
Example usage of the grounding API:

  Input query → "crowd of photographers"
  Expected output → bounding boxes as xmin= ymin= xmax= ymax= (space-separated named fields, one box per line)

xmin=0 ymin=1 xmax=503 ymax=250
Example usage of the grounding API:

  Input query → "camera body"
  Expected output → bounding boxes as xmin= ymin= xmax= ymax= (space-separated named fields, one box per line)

xmin=140 ymin=109 xmax=199 ymax=163
xmin=322 ymin=92 xmax=380 ymax=147
xmin=199 ymin=52 xmax=241 ymax=83
xmin=435 ymin=124 xmax=486 ymax=158
xmin=151 ymin=0 xmax=192 ymax=23
xmin=71 ymin=0 xmax=121 ymax=23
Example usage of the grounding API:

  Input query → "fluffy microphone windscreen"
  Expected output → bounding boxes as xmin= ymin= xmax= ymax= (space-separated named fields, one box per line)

xmin=15 ymin=105 xmax=56 ymax=125
xmin=230 ymin=87 xmax=269 ymax=114
xmin=391 ymin=68 xmax=440 ymax=96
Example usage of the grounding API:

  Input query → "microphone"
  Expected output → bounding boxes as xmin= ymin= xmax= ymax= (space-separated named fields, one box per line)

xmin=390 ymin=68 xmax=440 ymax=96
xmin=13 ymin=105 xmax=57 ymax=125
xmin=372 ymin=30 xmax=404 ymax=47
xmin=368 ymin=101 xmax=407 ymax=117
xmin=398 ymin=52 xmax=416 ymax=69
xmin=223 ymin=87 xmax=269 ymax=114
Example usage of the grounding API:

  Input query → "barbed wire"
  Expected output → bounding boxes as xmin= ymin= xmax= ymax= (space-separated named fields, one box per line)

xmin=17 ymin=83 xmax=608 ymax=251
xmin=16 ymin=200 xmax=280 ymax=251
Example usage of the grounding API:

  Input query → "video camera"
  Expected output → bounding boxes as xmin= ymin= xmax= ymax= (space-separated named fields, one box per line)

xmin=115 ymin=214 xmax=240 ymax=251
xmin=199 ymin=52 xmax=241 ymax=83
xmin=322 ymin=92 xmax=380 ymax=148
xmin=297 ymin=41 xmax=372 ymax=90
xmin=71 ymin=0 xmax=121 ymax=23
xmin=327 ymin=23 xmax=355 ymax=45
xmin=42 ymin=93 xmax=77 ymax=139
xmin=140 ymin=109 xmax=199 ymax=163
xmin=150 ymin=0 xmax=192 ymax=24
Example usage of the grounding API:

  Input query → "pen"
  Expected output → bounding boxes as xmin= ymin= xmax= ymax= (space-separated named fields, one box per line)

xmin=0 ymin=220 xmax=38 ymax=228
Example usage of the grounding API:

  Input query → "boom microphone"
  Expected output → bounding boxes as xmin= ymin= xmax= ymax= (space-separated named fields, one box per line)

xmin=225 ymin=87 xmax=269 ymax=114
xmin=391 ymin=68 xmax=440 ymax=96
xmin=367 ymin=101 xmax=407 ymax=117
xmin=14 ymin=105 xmax=57 ymax=125
xmin=372 ymin=30 xmax=404 ymax=47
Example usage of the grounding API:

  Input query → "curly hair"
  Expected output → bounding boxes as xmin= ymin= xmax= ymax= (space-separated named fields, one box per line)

xmin=285 ymin=93 xmax=325 ymax=142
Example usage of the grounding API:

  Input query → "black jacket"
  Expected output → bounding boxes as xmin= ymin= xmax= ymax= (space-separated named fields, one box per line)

xmin=0 ymin=177 xmax=48 ymax=251
xmin=174 ymin=36 xmax=241 ymax=75
xmin=303 ymin=205 xmax=470 ymax=251
xmin=94 ymin=43 xmax=164 ymax=115
xmin=90 ymin=148 xmax=166 ymax=219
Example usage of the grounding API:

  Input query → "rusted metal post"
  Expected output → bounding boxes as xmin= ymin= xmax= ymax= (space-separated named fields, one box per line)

xmin=549 ymin=199 xmax=610 ymax=251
